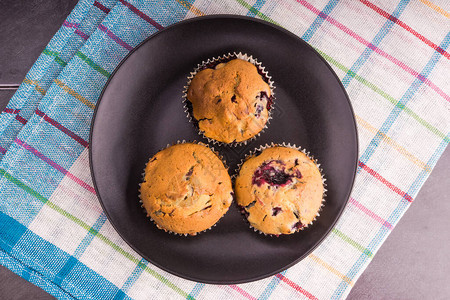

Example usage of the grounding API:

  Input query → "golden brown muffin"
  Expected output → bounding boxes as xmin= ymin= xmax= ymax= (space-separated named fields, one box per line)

xmin=140 ymin=143 xmax=233 ymax=235
xmin=187 ymin=58 xmax=272 ymax=144
xmin=235 ymin=146 xmax=324 ymax=235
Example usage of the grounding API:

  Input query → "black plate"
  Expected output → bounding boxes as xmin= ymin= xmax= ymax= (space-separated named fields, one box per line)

xmin=89 ymin=15 xmax=358 ymax=284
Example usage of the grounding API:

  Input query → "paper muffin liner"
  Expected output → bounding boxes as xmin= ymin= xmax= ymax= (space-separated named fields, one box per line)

xmin=182 ymin=52 xmax=276 ymax=147
xmin=233 ymin=142 xmax=327 ymax=237
xmin=138 ymin=140 xmax=232 ymax=237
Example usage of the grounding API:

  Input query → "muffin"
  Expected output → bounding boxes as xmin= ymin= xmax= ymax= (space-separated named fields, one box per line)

xmin=139 ymin=143 xmax=233 ymax=235
xmin=186 ymin=57 xmax=273 ymax=144
xmin=235 ymin=145 xmax=324 ymax=235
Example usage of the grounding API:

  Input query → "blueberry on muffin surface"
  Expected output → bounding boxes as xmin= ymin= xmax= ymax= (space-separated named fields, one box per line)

xmin=235 ymin=146 xmax=324 ymax=235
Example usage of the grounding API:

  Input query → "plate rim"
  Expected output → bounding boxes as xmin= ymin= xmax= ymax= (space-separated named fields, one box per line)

xmin=89 ymin=14 xmax=359 ymax=284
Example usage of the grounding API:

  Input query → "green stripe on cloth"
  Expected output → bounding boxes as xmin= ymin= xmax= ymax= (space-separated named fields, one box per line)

xmin=315 ymin=48 xmax=449 ymax=142
xmin=0 ymin=168 xmax=192 ymax=299
xmin=332 ymin=228 xmax=373 ymax=258
xmin=42 ymin=48 xmax=67 ymax=67
xmin=234 ymin=0 xmax=280 ymax=25
xmin=75 ymin=51 xmax=111 ymax=78
xmin=0 ymin=169 xmax=48 ymax=204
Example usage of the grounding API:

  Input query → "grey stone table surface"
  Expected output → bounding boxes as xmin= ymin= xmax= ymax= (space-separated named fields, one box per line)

xmin=0 ymin=1 xmax=449 ymax=299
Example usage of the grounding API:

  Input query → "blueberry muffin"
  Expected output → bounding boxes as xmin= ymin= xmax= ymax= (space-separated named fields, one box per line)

xmin=186 ymin=58 xmax=273 ymax=144
xmin=140 ymin=143 xmax=233 ymax=235
xmin=235 ymin=146 xmax=324 ymax=235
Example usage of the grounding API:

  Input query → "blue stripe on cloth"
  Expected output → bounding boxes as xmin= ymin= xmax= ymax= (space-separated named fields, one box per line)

xmin=113 ymin=258 xmax=148 ymax=300
xmin=11 ymin=230 xmax=74 ymax=282
xmin=59 ymin=258 xmax=121 ymax=299
xmin=0 ymin=211 xmax=119 ymax=299
xmin=113 ymin=290 xmax=127 ymax=300
xmin=54 ymin=256 xmax=78 ymax=286
xmin=403 ymin=135 xmax=450 ymax=198
xmin=187 ymin=282 xmax=205 ymax=299
xmin=0 ymin=249 xmax=75 ymax=299
xmin=247 ymin=0 xmax=267 ymax=17
xmin=258 ymin=270 xmax=286 ymax=300
xmin=342 ymin=0 xmax=410 ymax=88
xmin=331 ymin=133 xmax=450 ymax=299
xmin=0 ymin=212 xmax=28 ymax=253
xmin=16 ymin=231 xmax=120 ymax=299
xmin=358 ymin=31 xmax=450 ymax=173
xmin=21 ymin=265 xmax=32 ymax=281
xmin=301 ymin=0 xmax=339 ymax=42
xmin=73 ymin=212 xmax=108 ymax=258
xmin=54 ymin=212 xmax=107 ymax=286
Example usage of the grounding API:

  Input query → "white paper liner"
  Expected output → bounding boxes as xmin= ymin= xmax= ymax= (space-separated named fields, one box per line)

xmin=233 ymin=142 xmax=327 ymax=236
xmin=182 ymin=52 xmax=276 ymax=147
xmin=138 ymin=140 xmax=232 ymax=236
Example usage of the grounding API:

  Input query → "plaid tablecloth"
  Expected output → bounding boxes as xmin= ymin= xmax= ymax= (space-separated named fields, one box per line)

xmin=1 ymin=0 xmax=449 ymax=299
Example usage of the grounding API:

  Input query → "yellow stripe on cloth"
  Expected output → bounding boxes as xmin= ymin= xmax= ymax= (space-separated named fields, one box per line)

xmin=176 ymin=0 xmax=205 ymax=16
xmin=309 ymin=254 xmax=354 ymax=286
xmin=54 ymin=79 xmax=95 ymax=110
xmin=23 ymin=78 xmax=46 ymax=96
xmin=355 ymin=114 xmax=431 ymax=173
xmin=419 ymin=0 xmax=450 ymax=18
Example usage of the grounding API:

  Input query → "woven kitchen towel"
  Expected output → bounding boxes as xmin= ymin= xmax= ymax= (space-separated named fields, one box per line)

xmin=0 ymin=0 xmax=117 ymax=158
xmin=1 ymin=0 xmax=449 ymax=299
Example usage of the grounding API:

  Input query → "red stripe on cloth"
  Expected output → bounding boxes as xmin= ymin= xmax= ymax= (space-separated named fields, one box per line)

xmin=3 ymin=108 xmax=21 ymax=114
xmin=297 ymin=0 xmax=450 ymax=103
xmin=62 ymin=21 xmax=78 ymax=28
xmin=3 ymin=108 xmax=27 ymax=124
xmin=415 ymin=72 xmax=450 ymax=102
xmin=360 ymin=0 xmax=450 ymax=60
xmin=118 ymin=0 xmax=164 ymax=30
xmin=228 ymin=285 xmax=256 ymax=300
xmin=275 ymin=274 xmax=318 ymax=299
xmin=15 ymin=115 xmax=27 ymax=125
xmin=93 ymin=1 xmax=111 ymax=13
xmin=62 ymin=21 xmax=89 ymax=40
xmin=75 ymin=29 xmax=89 ymax=40
xmin=14 ymin=138 xmax=96 ymax=194
xmin=358 ymin=161 xmax=413 ymax=202
xmin=349 ymin=197 xmax=393 ymax=229
xmin=35 ymin=109 xmax=89 ymax=148
xmin=98 ymin=24 xmax=133 ymax=51
xmin=0 ymin=145 xmax=6 ymax=155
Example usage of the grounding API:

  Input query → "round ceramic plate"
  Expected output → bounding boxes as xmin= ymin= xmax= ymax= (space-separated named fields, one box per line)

xmin=89 ymin=15 xmax=358 ymax=284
